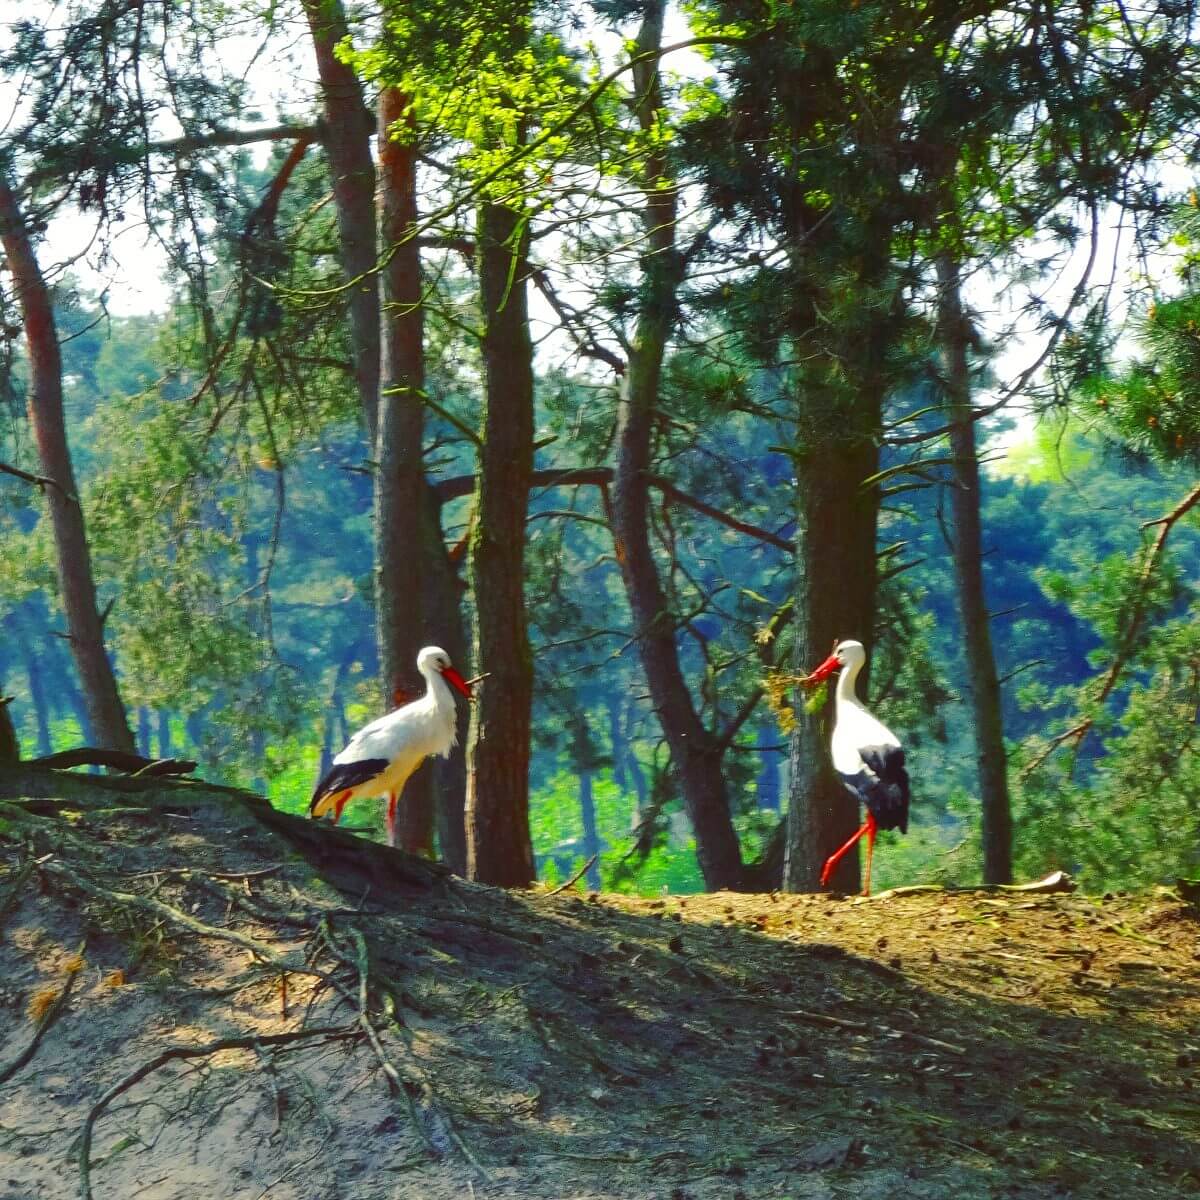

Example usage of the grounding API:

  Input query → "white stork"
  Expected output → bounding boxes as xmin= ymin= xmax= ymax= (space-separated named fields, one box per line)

xmin=310 ymin=646 xmax=472 ymax=847
xmin=801 ymin=639 xmax=910 ymax=895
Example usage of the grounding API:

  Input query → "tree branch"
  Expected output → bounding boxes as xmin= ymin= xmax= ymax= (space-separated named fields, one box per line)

xmin=29 ymin=748 xmax=196 ymax=776
xmin=0 ymin=459 xmax=76 ymax=502
xmin=529 ymin=267 xmax=625 ymax=375
xmin=1022 ymin=481 xmax=1200 ymax=776
xmin=147 ymin=122 xmax=321 ymax=158
xmin=79 ymin=1026 xmax=360 ymax=1200
xmin=434 ymin=466 xmax=793 ymax=550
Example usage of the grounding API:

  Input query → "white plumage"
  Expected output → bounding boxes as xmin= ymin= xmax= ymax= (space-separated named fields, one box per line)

xmin=827 ymin=642 xmax=902 ymax=778
xmin=309 ymin=646 xmax=472 ymax=847
xmin=802 ymin=639 xmax=910 ymax=895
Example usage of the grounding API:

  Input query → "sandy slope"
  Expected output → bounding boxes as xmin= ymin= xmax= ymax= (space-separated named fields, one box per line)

xmin=1 ymin=766 xmax=1198 ymax=1200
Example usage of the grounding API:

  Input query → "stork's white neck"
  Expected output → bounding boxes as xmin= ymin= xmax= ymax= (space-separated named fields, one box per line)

xmin=419 ymin=665 xmax=457 ymax=718
xmin=835 ymin=660 xmax=868 ymax=712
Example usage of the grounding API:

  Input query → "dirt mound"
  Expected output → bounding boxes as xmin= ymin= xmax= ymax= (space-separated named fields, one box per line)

xmin=2 ymin=765 xmax=1199 ymax=1199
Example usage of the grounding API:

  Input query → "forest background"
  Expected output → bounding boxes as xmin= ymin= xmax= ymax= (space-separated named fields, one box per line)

xmin=1 ymin=0 xmax=1199 ymax=899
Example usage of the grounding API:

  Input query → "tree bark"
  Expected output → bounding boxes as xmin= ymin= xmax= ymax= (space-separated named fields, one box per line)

xmin=756 ymin=732 xmax=781 ymax=811
xmin=609 ymin=0 xmax=744 ymax=892
xmin=156 ymin=710 xmax=173 ymax=760
xmin=783 ymin=431 xmax=882 ymax=893
xmin=936 ymin=253 xmax=1013 ymax=884
xmin=464 ymin=200 xmax=537 ymax=888
xmin=605 ymin=692 xmax=629 ymax=794
xmin=301 ymin=0 xmax=380 ymax=443
xmin=375 ymin=86 xmax=435 ymax=858
xmin=59 ymin=666 xmax=95 ymax=746
xmin=0 ymin=692 xmax=17 ymax=765
xmin=0 ymin=175 xmax=134 ymax=753
xmin=422 ymin=484 xmax=470 ymax=875
xmin=569 ymin=712 xmax=603 ymax=890
xmin=9 ymin=610 xmax=53 ymax=756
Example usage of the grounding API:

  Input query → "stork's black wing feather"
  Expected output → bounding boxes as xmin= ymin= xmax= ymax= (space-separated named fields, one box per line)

xmin=309 ymin=758 xmax=389 ymax=813
xmin=837 ymin=745 xmax=909 ymax=833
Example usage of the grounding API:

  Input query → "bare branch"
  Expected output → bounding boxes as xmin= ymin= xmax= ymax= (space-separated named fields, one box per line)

xmin=434 ymin=466 xmax=793 ymax=550
xmin=0 ymin=459 xmax=76 ymax=502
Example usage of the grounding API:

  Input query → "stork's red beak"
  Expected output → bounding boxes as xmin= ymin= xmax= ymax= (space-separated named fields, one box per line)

xmin=801 ymin=653 xmax=841 ymax=687
xmin=441 ymin=665 xmax=472 ymax=699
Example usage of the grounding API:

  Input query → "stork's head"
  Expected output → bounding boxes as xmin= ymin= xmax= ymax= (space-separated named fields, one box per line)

xmin=801 ymin=638 xmax=866 ymax=686
xmin=417 ymin=646 xmax=473 ymax=699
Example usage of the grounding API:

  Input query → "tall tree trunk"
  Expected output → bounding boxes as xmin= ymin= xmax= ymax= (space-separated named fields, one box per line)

xmin=59 ymin=668 xmax=95 ymax=746
xmin=0 ymin=692 xmax=16 ymax=765
xmin=936 ymin=253 xmax=1013 ymax=884
xmin=156 ymin=710 xmax=173 ymax=760
xmin=376 ymin=86 xmax=434 ymax=858
xmin=610 ymin=0 xmax=744 ymax=891
xmin=249 ymin=725 xmax=267 ymax=795
xmin=11 ymin=612 xmax=53 ymax=756
xmin=0 ymin=176 xmax=134 ymax=753
xmin=578 ymin=764 xmax=601 ymax=891
xmin=302 ymin=0 xmax=380 ymax=443
xmin=605 ymin=692 xmax=629 ymax=793
xmin=137 ymin=707 xmax=152 ymax=758
xmin=756 ymin=732 xmax=781 ymax=811
xmin=422 ymin=484 xmax=470 ymax=874
xmin=783 ymin=431 xmax=882 ymax=893
xmin=185 ymin=710 xmax=205 ymax=753
xmin=626 ymin=750 xmax=648 ymax=818
xmin=569 ymin=712 xmax=603 ymax=890
xmin=464 ymin=200 xmax=537 ymax=887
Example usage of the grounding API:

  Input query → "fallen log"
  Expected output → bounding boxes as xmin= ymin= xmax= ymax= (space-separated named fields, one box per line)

xmin=860 ymin=870 xmax=1075 ymax=902
xmin=28 ymin=748 xmax=198 ymax=776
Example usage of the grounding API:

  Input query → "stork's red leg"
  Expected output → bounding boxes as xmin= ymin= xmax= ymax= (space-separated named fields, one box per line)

xmin=333 ymin=790 xmax=352 ymax=823
xmin=385 ymin=793 xmax=398 ymax=848
xmin=862 ymin=811 xmax=878 ymax=897
xmin=820 ymin=819 xmax=871 ymax=889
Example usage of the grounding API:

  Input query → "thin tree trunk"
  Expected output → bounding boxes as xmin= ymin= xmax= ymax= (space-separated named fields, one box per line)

xmin=626 ymin=750 xmax=648 ymax=817
xmin=318 ymin=655 xmax=352 ymax=785
xmin=186 ymin=708 xmax=208 ymax=758
xmin=249 ymin=724 xmax=267 ymax=794
xmin=302 ymin=0 xmax=380 ymax=444
xmin=156 ymin=710 xmax=173 ymax=760
xmin=570 ymin=712 xmax=603 ymax=891
xmin=14 ymin=615 xmax=53 ymax=756
xmin=0 ymin=175 xmax=134 ymax=753
xmin=464 ymin=199 xmax=537 ymax=888
xmin=376 ymin=86 xmax=433 ymax=858
xmin=609 ymin=0 xmax=744 ymax=892
xmin=59 ymin=668 xmax=95 ymax=746
xmin=137 ymin=707 xmax=152 ymax=758
xmin=756 ymin=734 xmax=781 ymax=811
xmin=0 ymin=694 xmax=16 ymax=765
xmin=937 ymin=253 xmax=1013 ymax=884
xmin=579 ymin=764 xmax=601 ymax=891
xmin=605 ymin=693 xmax=629 ymax=793
xmin=0 ymin=659 xmax=17 ymax=766
xmin=422 ymin=484 xmax=470 ymax=874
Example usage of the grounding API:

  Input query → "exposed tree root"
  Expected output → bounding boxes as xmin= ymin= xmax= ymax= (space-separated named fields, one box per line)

xmin=78 ymin=1027 xmax=360 ymax=1200
xmin=0 ymin=948 xmax=84 ymax=1085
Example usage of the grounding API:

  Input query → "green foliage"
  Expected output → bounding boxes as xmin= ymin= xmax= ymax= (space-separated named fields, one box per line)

xmin=354 ymin=0 xmax=604 ymax=203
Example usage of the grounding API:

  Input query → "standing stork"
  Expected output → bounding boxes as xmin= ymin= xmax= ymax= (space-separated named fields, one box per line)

xmin=310 ymin=646 xmax=472 ymax=848
xmin=801 ymin=639 xmax=910 ymax=895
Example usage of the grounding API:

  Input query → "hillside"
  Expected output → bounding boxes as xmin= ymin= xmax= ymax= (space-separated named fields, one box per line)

xmin=1 ymin=766 xmax=1198 ymax=1200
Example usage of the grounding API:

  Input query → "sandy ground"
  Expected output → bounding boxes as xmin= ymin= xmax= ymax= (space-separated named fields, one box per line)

xmin=2 ymin=769 xmax=1199 ymax=1200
